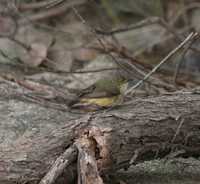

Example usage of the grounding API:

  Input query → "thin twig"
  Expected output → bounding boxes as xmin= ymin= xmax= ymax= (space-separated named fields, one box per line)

xmin=55 ymin=67 xmax=119 ymax=74
xmin=173 ymin=36 xmax=196 ymax=84
xmin=18 ymin=0 xmax=66 ymax=11
xmin=171 ymin=118 xmax=185 ymax=143
xmin=124 ymin=32 xmax=198 ymax=96
xmin=18 ymin=0 xmax=87 ymax=24
xmin=39 ymin=145 xmax=77 ymax=184
xmin=95 ymin=17 xmax=160 ymax=35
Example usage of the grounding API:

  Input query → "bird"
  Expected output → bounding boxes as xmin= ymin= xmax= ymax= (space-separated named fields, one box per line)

xmin=69 ymin=75 xmax=127 ymax=110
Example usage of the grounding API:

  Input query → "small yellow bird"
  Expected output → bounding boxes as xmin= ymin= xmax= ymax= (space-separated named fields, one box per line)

xmin=70 ymin=76 xmax=127 ymax=110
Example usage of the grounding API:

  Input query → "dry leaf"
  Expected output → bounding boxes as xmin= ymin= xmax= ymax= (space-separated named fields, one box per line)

xmin=0 ymin=15 xmax=16 ymax=37
xmin=20 ymin=42 xmax=47 ymax=67
xmin=73 ymin=48 xmax=98 ymax=61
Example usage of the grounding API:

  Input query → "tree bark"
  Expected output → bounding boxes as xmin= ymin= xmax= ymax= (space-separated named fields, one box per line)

xmin=1 ymin=87 xmax=200 ymax=183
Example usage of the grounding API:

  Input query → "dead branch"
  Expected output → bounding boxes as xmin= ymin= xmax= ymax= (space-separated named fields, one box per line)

xmin=1 ymin=83 xmax=200 ymax=183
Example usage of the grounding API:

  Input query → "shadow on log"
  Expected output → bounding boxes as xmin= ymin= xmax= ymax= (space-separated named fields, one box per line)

xmin=1 ymin=86 xmax=200 ymax=183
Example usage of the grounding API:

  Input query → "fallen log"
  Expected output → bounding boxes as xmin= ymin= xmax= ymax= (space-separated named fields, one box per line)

xmin=1 ymin=87 xmax=200 ymax=184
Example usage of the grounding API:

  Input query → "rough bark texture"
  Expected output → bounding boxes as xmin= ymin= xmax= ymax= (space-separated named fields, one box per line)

xmin=1 ymin=89 xmax=200 ymax=184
